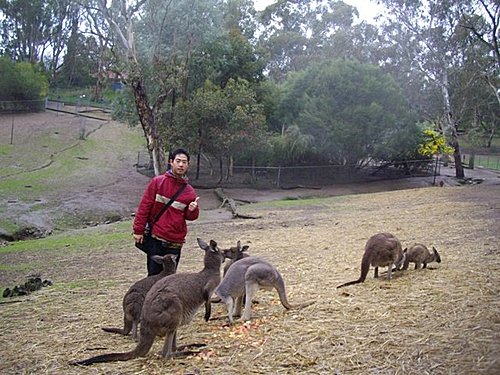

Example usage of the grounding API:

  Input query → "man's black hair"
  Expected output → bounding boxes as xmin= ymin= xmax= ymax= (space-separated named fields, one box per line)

xmin=169 ymin=148 xmax=190 ymax=162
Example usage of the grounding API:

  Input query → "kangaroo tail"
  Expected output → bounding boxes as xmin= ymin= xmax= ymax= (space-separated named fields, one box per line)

xmin=101 ymin=316 xmax=133 ymax=335
xmin=336 ymin=278 xmax=364 ymax=288
xmin=70 ymin=350 xmax=136 ymax=366
xmin=70 ymin=328 xmax=155 ymax=366
xmin=289 ymin=300 xmax=316 ymax=309
xmin=101 ymin=326 xmax=126 ymax=335
xmin=337 ymin=254 xmax=370 ymax=289
xmin=274 ymin=273 xmax=295 ymax=310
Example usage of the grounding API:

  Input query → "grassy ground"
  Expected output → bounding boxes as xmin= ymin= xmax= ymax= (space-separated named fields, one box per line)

xmin=0 ymin=112 xmax=499 ymax=374
xmin=0 ymin=183 xmax=499 ymax=374
xmin=0 ymin=112 xmax=147 ymax=238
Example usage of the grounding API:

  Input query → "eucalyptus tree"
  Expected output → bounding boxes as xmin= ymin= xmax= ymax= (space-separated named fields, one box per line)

xmin=375 ymin=0 xmax=494 ymax=178
xmin=256 ymin=0 xmax=379 ymax=82
xmin=0 ymin=0 xmax=74 ymax=74
xmin=80 ymin=0 xmax=228 ymax=175
xmin=168 ymin=78 xmax=266 ymax=182
xmin=454 ymin=0 xmax=500 ymax=147
xmin=278 ymin=59 xmax=419 ymax=169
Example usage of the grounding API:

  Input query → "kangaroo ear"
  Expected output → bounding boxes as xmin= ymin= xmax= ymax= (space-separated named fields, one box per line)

xmin=209 ymin=239 xmax=218 ymax=251
xmin=151 ymin=255 xmax=163 ymax=264
xmin=197 ymin=238 xmax=208 ymax=250
xmin=165 ymin=254 xmax=177 ymax=265
xmin=236 ymin=240 xmax=241 ymax=250
xmin=241 ymin=245 xmax=250 ymax=253
xmin=403 ymin=247 xmax=407 ymax=253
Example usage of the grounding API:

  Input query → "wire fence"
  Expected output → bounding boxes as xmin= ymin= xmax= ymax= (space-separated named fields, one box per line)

xmin=136 ymin=151 xmax=437 ymax=188
xmin=0 ymin=99 xmax=45 ymax=113
xmin=462 ymin=153 xmax=500 ymax=171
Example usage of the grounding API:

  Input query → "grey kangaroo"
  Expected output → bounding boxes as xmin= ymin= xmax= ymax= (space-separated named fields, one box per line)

xmin=337 ymin=232 xmax=406 ymax=288
xmin=401 ymin=244 xmax=441 ymax=270
xmin=71 ymin=238 xmax=224 ymax=365
xmin=222 ymin=240 xmax=250 ymax=276
xmin=215 ymin=256 xmax=315 ymax=324
xmin=210 ymin=240 xmax=250 ymax=305
xmin=101 ymin=254 xmax=177 ymax=341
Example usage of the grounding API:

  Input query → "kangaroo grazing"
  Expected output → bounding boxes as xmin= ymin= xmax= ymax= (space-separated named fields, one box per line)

xmin=401 ymin=244 xmax=441 ymax=270
xmin=336 ymin=232 xmax=406 ymax=289
xmin=215 ymin=256 xmax=315 ymax=324
xmin=101 ymin=254 xmax=177 ymax=341
xmin=71 ymin=238 xmax=224 ymax=365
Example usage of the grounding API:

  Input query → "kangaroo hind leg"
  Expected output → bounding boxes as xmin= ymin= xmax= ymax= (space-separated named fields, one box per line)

xmin=241 ymin=281 xmax=260 ymax=321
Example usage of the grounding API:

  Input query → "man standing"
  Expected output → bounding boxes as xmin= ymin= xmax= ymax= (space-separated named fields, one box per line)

xmin=133 ymin=148 xmax=200 ymax=275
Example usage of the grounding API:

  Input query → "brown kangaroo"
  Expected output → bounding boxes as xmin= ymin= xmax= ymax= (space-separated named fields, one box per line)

xmin=337 ymin=232 xmax=406 ymax=288
xmin=401 ymin=244 xmax=441 ymax=270
xmin=71 ymin=238 xmax=224 ymax=365
xmin=215 ymin=256 xmax=315 ymax=324
xmin=101 ymin=254 xmax=177 ymax=341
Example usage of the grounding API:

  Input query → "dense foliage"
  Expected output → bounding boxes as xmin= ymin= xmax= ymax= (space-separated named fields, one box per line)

xmin=0 ymin=0 xmax=498 ymax=176
xmin=278 ymin=60 xmax=420 ymax=167
xmin=0 ymin=57 xmax=48 ymax=101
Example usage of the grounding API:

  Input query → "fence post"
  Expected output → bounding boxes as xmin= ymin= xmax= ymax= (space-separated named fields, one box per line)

xmin=469 ymin=153 xmax=475 ymax=169
xmin=10 ymin=117 xmax=14 ymax=145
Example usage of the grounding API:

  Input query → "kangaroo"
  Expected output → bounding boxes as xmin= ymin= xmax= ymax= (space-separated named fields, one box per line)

xmin=222 ymin=240 xmax=250 ymax=276
xmin=210 ymin=240 xmax=250 ymax=305
xmin=101 ymin=254 xmax=177 ymax=341
xmin=401 ymin=244 xmax=441 ymax=270
xmin=215 ymin=256 xmax=315 ymax=324
xmin=71 ymin=238 xmax=224 ymax=365
xmin=337 ymin=232 xmax=406 ymax=288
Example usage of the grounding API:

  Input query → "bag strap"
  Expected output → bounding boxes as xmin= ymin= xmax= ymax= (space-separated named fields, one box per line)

xmin=150 ymin=183 xmax=187 ymax=225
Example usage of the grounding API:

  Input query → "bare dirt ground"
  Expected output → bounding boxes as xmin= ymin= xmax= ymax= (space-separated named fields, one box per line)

xmin=1 ymin=111 xmax=497 ymax=237
xmin=0 ymin=179 xmax=499 ymax=375
xmin=0 ymin=112 xmax=499 ymax=374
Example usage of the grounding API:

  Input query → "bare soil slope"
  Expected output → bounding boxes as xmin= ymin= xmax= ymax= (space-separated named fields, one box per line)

xmin=1 ymin=112 xmax=498 ymax=238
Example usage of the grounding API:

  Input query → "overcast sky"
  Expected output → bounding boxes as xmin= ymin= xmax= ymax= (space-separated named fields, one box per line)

xmin=253 ymin=0 xmax=385 ymax=23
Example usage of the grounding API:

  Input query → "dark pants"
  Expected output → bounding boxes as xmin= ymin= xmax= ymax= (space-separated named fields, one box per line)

xmin=146 ymin=239 xmax=182 ymax=276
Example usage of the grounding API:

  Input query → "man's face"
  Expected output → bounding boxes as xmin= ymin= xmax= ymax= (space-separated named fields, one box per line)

xmin=170 ymin=153 xmax=189 ymax=176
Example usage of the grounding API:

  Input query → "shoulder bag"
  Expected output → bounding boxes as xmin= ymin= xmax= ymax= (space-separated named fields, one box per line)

xmin=135 ymin=183 xmax=187 ymax=253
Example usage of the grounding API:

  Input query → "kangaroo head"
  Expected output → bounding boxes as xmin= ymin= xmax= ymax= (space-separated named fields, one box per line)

xmin=151 ymin=254 xmax=177 ymax=266
xmin=395 ymin=248 xmax=407 ymax=269
xmin=223 ymin=240 xmax=250 ymax=261
xmin=197 ymin=238 xmax=225 ymax=264
xmin=432 ymin=246 xmax=441 ymax=263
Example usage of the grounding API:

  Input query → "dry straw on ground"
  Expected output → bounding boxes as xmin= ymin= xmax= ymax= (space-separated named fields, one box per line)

xmin=0 ymin=183 xmax=499 ymax=374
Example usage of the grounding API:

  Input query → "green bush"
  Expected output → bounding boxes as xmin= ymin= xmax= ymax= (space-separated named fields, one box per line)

xmin=0 ymin=57 xmax=48 ymax=101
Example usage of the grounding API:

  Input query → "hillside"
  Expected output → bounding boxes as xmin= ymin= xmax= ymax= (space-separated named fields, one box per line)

xmin=1 ymin=111 xmax=499 ymax=242
xmin=0 ymin=112 xmax=149 ymax=239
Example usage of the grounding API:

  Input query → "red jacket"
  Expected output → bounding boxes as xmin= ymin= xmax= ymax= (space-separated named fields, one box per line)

xmin=133 ymin=171 xmax=199 ymax=243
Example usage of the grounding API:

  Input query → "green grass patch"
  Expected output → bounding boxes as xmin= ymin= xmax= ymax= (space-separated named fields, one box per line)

xmin=243 ymin=195 xmax=346 ymax=209
xmin=48 ymin=87 xmax=119 ymax=109
xmin=0 ymin=222 xmax=131 ymax=255
xmin=54 ymin=279 xmax=119 ymax=290
xmin=0 ymin=144 xmax=13 ymax=156
xmin=0 ymin=262 xmax=39 ymax=273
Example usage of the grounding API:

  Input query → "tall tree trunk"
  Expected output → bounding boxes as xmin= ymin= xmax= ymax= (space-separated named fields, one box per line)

xmin=227 ymin=155 xmax=234 ymax=179
xmin=94 ymin=0 xmax=168 ymax=175
xmin=131 ymin=75 xmax=166 ymax=175
xmin=441 ymin=72 xmax=464 ymax=178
